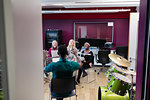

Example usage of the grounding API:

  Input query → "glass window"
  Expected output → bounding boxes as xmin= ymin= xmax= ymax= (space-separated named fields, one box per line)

xmin=74 ymin=22 xmax=114 ymax=42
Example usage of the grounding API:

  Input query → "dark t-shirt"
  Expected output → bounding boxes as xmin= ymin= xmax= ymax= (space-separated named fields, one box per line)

xmin=44 ymin=58 xmax=80 ymax=97
xmin=81 ymin=50 xmax=93 ymax=64
xmin=45 ymin=58 xmax=80 ymax=78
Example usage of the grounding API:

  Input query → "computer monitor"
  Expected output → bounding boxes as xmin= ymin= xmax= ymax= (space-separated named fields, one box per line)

xmin=116 ymin=46 xmax=128 ymax=59
xmin=78 ymin=38 xmax=106 ymax=48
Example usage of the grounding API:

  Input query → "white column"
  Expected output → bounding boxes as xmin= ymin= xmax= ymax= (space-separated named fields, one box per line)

xmin=3 ymin=0 xmax=44 ymax=100
xmin=128 ymin=12 xmax=139 ymax=71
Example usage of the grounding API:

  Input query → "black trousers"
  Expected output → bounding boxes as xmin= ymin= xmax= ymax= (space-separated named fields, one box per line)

xmin=77 ymin=63 xmax=90 ymax=82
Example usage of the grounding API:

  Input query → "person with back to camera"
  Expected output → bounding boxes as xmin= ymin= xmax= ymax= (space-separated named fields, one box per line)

xmin=77 ymin=42 xmax=93 ymax=83
xmin=44 ymin=45 xmax=82 ymax=100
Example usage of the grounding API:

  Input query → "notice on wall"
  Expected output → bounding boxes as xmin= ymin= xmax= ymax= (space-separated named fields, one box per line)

xmin=108 ymin=22 xmax=114 ymax=26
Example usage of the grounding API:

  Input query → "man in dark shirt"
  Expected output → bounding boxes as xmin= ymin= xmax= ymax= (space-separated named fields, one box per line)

xmin=44 ymin=45 xmax=82 ymax=100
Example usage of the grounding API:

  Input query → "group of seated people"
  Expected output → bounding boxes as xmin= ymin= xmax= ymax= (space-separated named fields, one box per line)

xmin=44 ymin=39 xmax=93 ymax=100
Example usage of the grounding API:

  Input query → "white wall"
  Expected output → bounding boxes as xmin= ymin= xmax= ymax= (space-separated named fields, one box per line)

xmin=3 ymin=0 xmax=44 ymax=100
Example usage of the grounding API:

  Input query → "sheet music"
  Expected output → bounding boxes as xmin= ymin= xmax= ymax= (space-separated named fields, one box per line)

xmin=51 ymin=50 xmax=59 ymax=57
xmin=52 ymin=58 xmax=60 ymax=62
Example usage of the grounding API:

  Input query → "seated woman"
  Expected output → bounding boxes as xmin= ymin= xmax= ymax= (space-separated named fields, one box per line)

xmin=67 ymin=39 xmax=78 ymax=62
xmin=44 ymin=45 xmax=82 ymax=100
xmin=45 ymin=40 xmax=58 ymax=77
xmin=48 ymin=40 xmax=58 ymax=57
xmin=77 ymin=42 xmax=93 ymax=83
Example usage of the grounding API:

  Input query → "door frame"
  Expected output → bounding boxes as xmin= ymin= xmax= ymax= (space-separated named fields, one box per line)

xmin=136 ymin=0 xmax=150 ymax=99
xmin=0 ymin=0 xmax=9 ymax=100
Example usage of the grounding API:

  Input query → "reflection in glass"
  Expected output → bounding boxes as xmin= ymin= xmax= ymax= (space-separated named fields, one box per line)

xmin=74 ymin=22 xmax=114 ymax=42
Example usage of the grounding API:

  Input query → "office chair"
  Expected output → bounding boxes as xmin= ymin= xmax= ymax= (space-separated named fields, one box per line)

xmin=116 ymin=46 xmax=128 ymax=59
xmin=95 ymin=49 xmax=110 ymax=74
xmin=50 ymin=77 xmax=77 ymax=100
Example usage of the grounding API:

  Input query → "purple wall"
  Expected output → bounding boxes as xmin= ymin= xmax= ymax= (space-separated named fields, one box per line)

xmin=42 ymin=19 xmax=129 ymax=49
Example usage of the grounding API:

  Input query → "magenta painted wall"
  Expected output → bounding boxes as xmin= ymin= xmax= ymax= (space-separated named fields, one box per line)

xmin=42 ymin=19 xmax=129 ymax=49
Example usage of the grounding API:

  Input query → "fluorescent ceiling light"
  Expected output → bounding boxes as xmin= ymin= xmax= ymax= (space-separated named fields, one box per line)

xmin=42 ymin=0 xmax=140 ymax=2
xmin=42 ymin=9 xmax=131 ymax=14
xmin=52 ymin=4 xmax=63 ymax=5
xmin=42 ymin=2 xmax=139 ymax=8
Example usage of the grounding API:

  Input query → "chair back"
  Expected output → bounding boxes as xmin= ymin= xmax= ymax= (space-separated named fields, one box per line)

xmin=51 ymin=77 xmax=75 ymax=94
xmin=98 ymin=49 xmax=110 ymax=65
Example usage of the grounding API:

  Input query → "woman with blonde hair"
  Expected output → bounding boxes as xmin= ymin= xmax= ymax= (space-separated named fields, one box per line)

xmin=67 ymin=39 xmax=77 ymax=56
xmin=67 ymin=39 xmax=78 ymax=61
